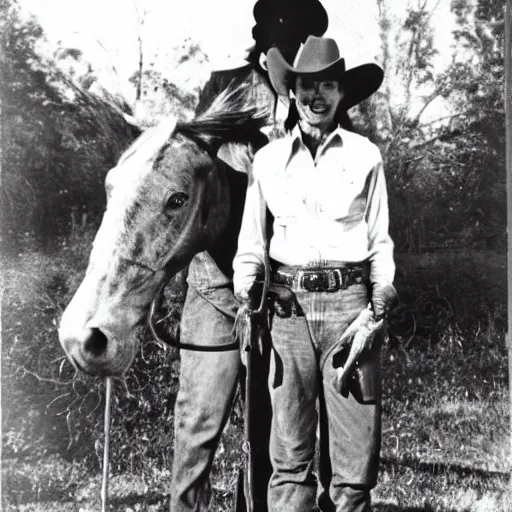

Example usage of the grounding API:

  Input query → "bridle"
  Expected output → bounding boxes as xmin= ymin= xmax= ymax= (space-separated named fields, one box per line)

xmin=100 ymin=114 xmax=272 ymax=511
xmin=146 ymin=149 xmax=270 ymax=353
xmin=147 ymin=248 xmax=270 ymax=353
xmin=148 ymin=277 xmax=241 ymax=352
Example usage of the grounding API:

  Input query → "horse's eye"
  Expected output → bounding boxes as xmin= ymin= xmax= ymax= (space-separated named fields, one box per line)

xmin=166 ymin=192 xmax=189 ymax=210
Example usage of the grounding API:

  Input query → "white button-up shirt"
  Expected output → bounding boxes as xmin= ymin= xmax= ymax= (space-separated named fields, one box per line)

xmin=233 ymin=125 xmax=395 ymax=298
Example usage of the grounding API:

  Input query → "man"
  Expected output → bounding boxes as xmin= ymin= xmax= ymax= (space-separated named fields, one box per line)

xmin=170 ymin=3 xmax=329 ymax=511
xmin=233 ymin=36 xmax=398 ymax=511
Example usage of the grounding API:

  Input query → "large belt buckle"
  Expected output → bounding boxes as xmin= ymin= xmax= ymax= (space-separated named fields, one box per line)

xmin=333 ymin=268 xmax=348 ymax=290
xmin=300 ymin=270 xmax=331 ymax=292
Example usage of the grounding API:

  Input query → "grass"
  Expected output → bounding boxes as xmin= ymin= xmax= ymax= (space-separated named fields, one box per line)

xmin=2 ymin=240 xmax=510 ymax=511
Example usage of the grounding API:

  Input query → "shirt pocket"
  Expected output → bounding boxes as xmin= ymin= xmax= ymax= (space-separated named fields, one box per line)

xmin=317 ymin=171 xmax=368 ymax=221
xmin=263 ymin=174 xmax=306 ymax=218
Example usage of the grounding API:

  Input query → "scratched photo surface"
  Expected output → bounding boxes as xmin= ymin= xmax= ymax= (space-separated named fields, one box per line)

xmin=2 ymin=0 xmax=509 ymax=510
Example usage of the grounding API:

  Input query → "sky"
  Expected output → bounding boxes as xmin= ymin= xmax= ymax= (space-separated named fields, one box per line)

xmin=18 ymin=0 xmax=457 ymax=114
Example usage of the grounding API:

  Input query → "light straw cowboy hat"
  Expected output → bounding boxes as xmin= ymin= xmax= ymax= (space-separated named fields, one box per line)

xmin=267 ymin=36 xmax=384 ymax=109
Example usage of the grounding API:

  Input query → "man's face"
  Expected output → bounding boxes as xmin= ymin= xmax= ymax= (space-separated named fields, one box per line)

xmin=294 ymin=76 xmax=344 ymax=131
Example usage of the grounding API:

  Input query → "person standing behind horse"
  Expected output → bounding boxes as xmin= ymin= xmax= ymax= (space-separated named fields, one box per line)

xmin=170 ymin=2 xmax=329 ymax=511
xmin=233 ymin=36 xmax=398 ymax=511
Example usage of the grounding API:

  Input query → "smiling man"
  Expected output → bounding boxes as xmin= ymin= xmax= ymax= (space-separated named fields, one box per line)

xmin=170 ymin=4 xmax=330 ymax=512
xmin=293 ymin=76 xmax=344 ymax=153
xmin=233 ymin=36 xmax=398 ymax=512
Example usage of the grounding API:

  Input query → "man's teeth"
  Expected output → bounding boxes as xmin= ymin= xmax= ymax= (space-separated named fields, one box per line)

xmin=310 ymin=104 xmax=327 ymax=113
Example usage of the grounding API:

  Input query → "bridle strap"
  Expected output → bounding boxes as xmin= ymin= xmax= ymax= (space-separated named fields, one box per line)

xmin=146 ymin=158 xmax=242 ymax=352
xmin=148 ymin=277 xmax=240 ymax=352
xmin=147 ymin=142 xmax=270 ymax=353
xmin=148 ymin=251 xmax=270 ymax=353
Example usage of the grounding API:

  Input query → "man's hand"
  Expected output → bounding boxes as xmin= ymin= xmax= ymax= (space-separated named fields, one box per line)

xmin=234 ymin=302 xmax=253 ymax=366
xmin=332 ymin=307 xmax=384 ymax=395
xmin=233 ymin=279 xmax=266 ymax=366
xmin=235 ymin=266 xmax=266 ymax=311
xmin=371 ymin=283 xmax=398 ymax=320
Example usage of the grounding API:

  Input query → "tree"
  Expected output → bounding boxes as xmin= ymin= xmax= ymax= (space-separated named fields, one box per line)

xmin=128 ymin=37 xmax=208 ymax=125
xmin=440 ymin=0 xmax=506 ymax=249
xmin=133 ymin=0 xmax=148 ymax=102
xmin=350 ymin=0 xmax=505 ymax=252
xmin=350 ymin=0 xmax=451 ymax=251
xmin=0 ymin=0 xmax=139 ymax=252
xmin=0 ymin=0 xmax=64 ymax=251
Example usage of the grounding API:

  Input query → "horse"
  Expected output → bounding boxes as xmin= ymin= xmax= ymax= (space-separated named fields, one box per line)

xmin=58 ymin=85 xmax=269 ymax=376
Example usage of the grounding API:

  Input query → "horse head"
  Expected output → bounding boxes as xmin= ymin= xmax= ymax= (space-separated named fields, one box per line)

xmin=59 ymin=85 xmax=269 ymax=376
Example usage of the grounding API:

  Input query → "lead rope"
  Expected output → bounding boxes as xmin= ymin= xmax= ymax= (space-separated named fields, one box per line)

xmin=101 ymin=377 xmax=112 ymax=512
xmin=239 ymin=245 xmax=271 ymax=512
xmin=148 ymin=277 xmax=239 ymax=351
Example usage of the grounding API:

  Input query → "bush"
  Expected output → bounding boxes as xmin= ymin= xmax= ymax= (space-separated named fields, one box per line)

xmin=2 ymin=221 xmax=186 ymax=473
xmin=388 ymin=251 xmax=506 ymax=349
xmin=2 ymin=233 xmax=508 ymax=509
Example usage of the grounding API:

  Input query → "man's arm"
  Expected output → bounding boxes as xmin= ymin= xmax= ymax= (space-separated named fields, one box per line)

xmin=233 ymin=153 xmax=268 ymax=301
xmin=365 ymin=156 xmax=395 ymax=287
xmin=332 ymin=155 xmax=397 ymax=394
xmin=365 ymin=154 xmax=398 ymax=319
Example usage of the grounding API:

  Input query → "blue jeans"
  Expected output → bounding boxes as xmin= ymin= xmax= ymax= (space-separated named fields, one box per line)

xmin=170 ymin=282 xmax=272 ymax=512
xmin=267 ymin=284 xmax=381 ymax=512
xmin=170 ymin=285 xmax=240 ymax=511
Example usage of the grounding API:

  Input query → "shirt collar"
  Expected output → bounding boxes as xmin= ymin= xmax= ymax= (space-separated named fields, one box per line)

xmin=289 ymin=124 xmax=344 ymax=157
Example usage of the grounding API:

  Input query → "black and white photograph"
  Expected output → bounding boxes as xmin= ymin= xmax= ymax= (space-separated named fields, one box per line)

xmin=1 ymin=0 xmax=510 ymax=510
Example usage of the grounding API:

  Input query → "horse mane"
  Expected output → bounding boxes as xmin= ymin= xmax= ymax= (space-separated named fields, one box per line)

xmin=115 ymin=81 xmax=271 ymax=173
xmin=175 ymin=81 xmax=271 ymax=150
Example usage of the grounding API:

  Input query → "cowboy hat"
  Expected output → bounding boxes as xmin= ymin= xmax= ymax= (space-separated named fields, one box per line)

xmin=252 ymin=0 xmax=328 ymax=50
xmin=267 ymin=36 xmax=384 ymax=109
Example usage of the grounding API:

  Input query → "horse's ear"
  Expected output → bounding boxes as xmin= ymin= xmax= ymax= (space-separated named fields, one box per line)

xmin=179 ymin=132 xmax=223 ymax=160
xmin=217 ymin=143 xmax=254 ymax=174
xmin=122 ymin=113 xmax=146 ymax=131
xmin=123 ymin=101 xmax=163 ymax=132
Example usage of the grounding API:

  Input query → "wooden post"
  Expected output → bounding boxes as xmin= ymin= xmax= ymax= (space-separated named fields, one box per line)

xmin=101 ymin=377 xmax=113 ymax=512
xmin=505 ymin=0 xmax=512 ymax=487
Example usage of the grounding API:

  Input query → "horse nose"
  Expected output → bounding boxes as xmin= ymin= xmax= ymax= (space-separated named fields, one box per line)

xmin=83 ymin=327 xmax=108 ymax=357
xmin=60 ymin=303 xmax=138 ymax=376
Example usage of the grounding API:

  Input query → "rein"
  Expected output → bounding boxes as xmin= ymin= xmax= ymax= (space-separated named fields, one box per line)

xmin=146 ymin=155 xmax=241 ymax=352
xmin=148 ymin=247 xmax=270 ymax=352
xmin=146 ymin=143 xmax=270 ymax=353
xmin=148 ymin=277 xmax=240 ymax=352
xmin=98 ymin=103 xmax=270 ymax=508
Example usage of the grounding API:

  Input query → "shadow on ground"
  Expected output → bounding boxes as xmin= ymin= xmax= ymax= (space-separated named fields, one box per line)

xmin=374 ymin=507 xmax=456 ymax=512
xmin=381 ymin=456 xmax=508 ymax=483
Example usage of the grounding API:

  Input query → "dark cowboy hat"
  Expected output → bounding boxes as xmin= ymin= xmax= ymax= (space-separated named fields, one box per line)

xmin=252 ymin=0 xmax=328 ymax=49
xmin=267 ymin=36 xmax=384 ymax=109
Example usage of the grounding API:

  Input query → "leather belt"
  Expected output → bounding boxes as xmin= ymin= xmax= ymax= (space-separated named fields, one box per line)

xmin=272 ymin=264 xmax=367 ymax=293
